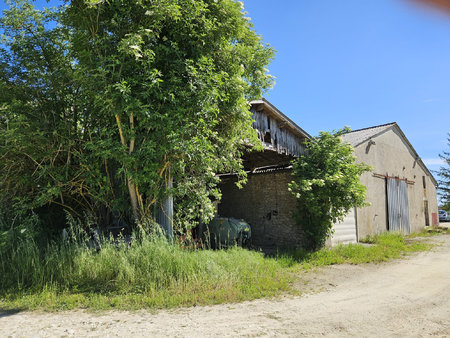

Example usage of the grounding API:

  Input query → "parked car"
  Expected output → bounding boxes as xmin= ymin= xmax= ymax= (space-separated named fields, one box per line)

xmin=204 ymin=217 xmax=251 ymax=249
xmin=439 ymin=209 xmax=449 ymax=222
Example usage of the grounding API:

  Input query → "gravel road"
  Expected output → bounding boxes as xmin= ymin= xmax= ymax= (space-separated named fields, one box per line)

xmin=1 ymin=234 xmax=450 ymax=337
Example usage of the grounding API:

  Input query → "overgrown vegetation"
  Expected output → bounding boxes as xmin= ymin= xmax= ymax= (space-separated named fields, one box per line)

xmin=289 ymin=128 xmax=372 ymax=250
xmin=0 ymin=229 xmax=435 ymax=311
xmin=0 ymin=225 xmax=292 ymax=311
xmin=276 ymin=232 xmax=432 ymax=269
xmin=407 ymin=226 xmax=450 ymax=237
xmin=0 ymin=0 xmax=274 ymax=234
xmin=0 ymin=0 xmax=443 ymax=313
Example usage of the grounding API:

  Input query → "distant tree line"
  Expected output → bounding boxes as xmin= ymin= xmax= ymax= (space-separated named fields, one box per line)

xmin=438 ymin=134 xmax=450 ymax=210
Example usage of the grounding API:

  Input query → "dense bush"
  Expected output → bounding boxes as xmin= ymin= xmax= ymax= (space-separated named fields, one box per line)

xmin=0 ymin=0 xmax=274 ymax=233
xmin=289 ymin=128 xmax=371 ymax=250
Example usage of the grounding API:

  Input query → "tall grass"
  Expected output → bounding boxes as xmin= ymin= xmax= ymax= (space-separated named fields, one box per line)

xmin=0 ymin=228 xmax=292 ymax=310
xmin=275 ymin=232 xmax=431 ymax=268
xmin=0 ymin=227 xmax=434 ymax=311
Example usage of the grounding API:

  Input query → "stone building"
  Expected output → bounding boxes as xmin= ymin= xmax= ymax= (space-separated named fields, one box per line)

xmin=218 ymin=105 xmax=439 ymax=251
xmin=218 ymin=99 xmax=311 ymax=252
xmin=340 ymin=122 xmax=439 ymax=240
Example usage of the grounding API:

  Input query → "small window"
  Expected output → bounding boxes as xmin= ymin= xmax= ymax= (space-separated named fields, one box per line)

xmin=422 ymin=176 xmax=426 ymax=189
xmin=267 ymin=116 xmax=271 ymax=130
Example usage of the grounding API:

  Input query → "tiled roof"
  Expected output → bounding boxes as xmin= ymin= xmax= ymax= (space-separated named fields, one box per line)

xmin=340 ymin=122 xmax=396 ymax=146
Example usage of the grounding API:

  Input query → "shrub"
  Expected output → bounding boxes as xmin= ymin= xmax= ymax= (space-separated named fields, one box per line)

xmin=289 ymin=128 xmax=371 ymax=250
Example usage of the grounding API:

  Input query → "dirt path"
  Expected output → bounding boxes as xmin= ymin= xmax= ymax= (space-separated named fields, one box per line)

xmin=2 ymin=235 xmax=450 ymax=337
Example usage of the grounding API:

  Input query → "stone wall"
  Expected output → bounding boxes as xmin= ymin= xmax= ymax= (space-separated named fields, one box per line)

xmin=219 ymin=170 xmax=305 ymax=252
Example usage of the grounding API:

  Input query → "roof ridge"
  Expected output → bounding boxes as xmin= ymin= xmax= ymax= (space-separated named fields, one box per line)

xmin=344 ymin=122 xmax=397 ymax=134
xmin=341 ymin=122 xmax=437 ymax=185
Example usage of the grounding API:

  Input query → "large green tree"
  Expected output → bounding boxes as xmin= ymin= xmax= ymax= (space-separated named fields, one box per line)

xmin=289 ymin=128 xmax=372 ymax=250
xmin=0 ymin=0 xmax=274 ymax=231
xmin=437 ymin=134 xmax=450 ymax=209
xmin=0 ymin=0 xmax=82 ymax=228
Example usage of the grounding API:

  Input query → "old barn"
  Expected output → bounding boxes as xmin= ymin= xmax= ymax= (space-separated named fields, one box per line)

xmin=340 ymin=123 xmax=439 ymax=240
xmin=218 ymin=99 xmax=311 ymax=252
xmin=218 ymin=110 xmax=439 ymax=250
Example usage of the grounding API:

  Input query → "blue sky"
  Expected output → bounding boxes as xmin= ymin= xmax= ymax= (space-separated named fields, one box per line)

xmin=1 ymin=0 xmax=449 ymax=175
xmin=242 ymin=0 xmax=450 ymax=174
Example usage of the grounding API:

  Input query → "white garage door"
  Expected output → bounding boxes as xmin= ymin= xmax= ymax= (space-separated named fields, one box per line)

xmin=330 ymin=208 xmax=357 ymax=246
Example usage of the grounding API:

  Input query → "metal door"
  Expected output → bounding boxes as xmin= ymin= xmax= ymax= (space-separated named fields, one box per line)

xmin=331 ymin=208 xmax=357 ymax=246
xmin=387 ymin=178 xmax=410 ymax=234
xmin=387 ymin=178 xmax=400 ymax=232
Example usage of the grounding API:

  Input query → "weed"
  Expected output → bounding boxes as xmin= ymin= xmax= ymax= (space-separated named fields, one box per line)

xmin=0 ymin=229 xmax=292 ymax=311
xmin=0 ymin=229 xmax=434 ymax=311
xmin=407 ymin=226 xmax=450 ymax=238
xmin=276 ymin=232 xmax=432 ymax=269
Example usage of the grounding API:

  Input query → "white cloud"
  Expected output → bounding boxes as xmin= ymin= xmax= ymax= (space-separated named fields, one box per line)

xmin=423 ymin=98 xmax=436 ymax=103
xmin=422 ymin=158 xmax=445 ymax=166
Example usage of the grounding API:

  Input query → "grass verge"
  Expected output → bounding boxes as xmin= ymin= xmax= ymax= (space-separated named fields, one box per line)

xmin=407 ymin=226 xmax=450 ymax=238
xmin=0 ymin=231 xmax=435 ymax=311
xmin=275 ymin=232 xmax=433 ymax=269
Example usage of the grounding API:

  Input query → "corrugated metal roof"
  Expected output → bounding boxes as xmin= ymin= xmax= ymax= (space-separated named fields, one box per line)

xmin=252 ymin=164 xmax=293 ymax=174
xmin=217 ymin=164 xmax=292 ymax=178
xmin=340 ymin=122 xmax=396 ymax=147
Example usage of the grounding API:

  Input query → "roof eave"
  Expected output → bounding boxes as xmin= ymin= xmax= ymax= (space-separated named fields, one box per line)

xmin=391 ymin=124 xmax=438 ymax=186
xmin=348 ymin=123 xmax=438 ymax=186
xmin=250 ymin=98 xmax=313 ymax=140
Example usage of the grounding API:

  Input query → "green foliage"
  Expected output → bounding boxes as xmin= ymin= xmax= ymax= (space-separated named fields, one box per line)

xmin=0 ymin=0 xmax=274 ymax=232
xmin=437 ymin=134 xmax=450 ymax=209
xmin=275 ymin=232 xmax=431 ymax=268
xmin=0 ymin=0 xmax=84 ymax=223
xmin=63 ymin=0 xmax=274 ymax=227
xmin=0 ymin=230 xmax=433 ymax=311
xmin=0 ymin=226 xmax=292 ymax=310
xmin=0 ymin=207 xmax=42 ymax=259
xmin=288 ymin=128 xmax=372 ymax=250
xmin=407 ymin=226 xmax=450 ymax=237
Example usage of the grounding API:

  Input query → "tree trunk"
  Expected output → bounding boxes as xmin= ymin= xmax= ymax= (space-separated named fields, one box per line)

xmin=127 ymin=178 xmax=140 ymax=222
xmin=115 ymin=113 xmax=140 ymax=223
